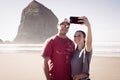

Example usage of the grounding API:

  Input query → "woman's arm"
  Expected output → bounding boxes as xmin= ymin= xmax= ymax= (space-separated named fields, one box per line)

xmin=83 ymin=16 xmax=92 ymax=52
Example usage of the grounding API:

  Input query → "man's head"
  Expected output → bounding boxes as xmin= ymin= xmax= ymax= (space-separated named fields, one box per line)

xmin=57 ymin=18 xmax=70 ymax=35
xmin=60 ymin=18 xmax=70 ymax=25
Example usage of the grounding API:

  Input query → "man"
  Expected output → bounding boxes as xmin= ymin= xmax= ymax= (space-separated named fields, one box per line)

xmin=41 ymin=18 xmax=75 ymax=80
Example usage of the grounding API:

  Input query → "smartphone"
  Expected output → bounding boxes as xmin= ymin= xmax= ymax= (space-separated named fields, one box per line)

xmin=70 ymin=16 xmax=84 ymax=24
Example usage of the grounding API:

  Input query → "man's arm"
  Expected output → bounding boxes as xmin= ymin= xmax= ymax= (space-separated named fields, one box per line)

xmin=43 ymin=57 xmax=50 ymax=80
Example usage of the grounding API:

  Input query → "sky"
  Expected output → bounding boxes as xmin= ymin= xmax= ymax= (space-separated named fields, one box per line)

xmin=0 ymin=0 xmax=120 ymax=42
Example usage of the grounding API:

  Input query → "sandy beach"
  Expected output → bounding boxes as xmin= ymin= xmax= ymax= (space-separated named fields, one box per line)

xmin=0 ymin=51 xmax=120 ymax=80
xmin=90 ymin=56 xmax=120 ymax=80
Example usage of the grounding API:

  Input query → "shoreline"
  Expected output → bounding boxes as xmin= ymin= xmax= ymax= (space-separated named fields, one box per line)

xmin=1 ymin=50 xmax=120 ymax=58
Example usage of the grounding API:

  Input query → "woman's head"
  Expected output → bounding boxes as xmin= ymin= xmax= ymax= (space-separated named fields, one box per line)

xmin=74 ymin=30 xmax=86 ymax=45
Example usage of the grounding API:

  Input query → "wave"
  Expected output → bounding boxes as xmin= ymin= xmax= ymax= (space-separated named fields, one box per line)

xmin=0 ymin=42 xmax=120 ymax=57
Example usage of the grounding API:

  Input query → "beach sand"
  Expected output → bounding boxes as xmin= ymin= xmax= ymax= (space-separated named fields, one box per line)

xmin=90 ymin=56 xmax=120 ymax=80
xmin=0 ymin=51 xmax=120 ymax=80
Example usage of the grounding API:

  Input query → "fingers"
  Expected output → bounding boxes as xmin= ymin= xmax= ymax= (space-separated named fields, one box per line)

xmin=78 ymin=16 xmax=90 ymax=27
xmin=78 ymin=16 xmax=87 ymax=20
xmin=77 ymin=16 xmax=87 ymax=24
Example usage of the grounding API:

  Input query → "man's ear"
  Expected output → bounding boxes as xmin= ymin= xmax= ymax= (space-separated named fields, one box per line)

xmin=57 ymin=24 xmax=60 ymax=29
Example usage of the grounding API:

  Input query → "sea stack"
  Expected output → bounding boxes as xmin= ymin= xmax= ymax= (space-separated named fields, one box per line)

xmin=13 ymin=0 xmax=58 ymax=44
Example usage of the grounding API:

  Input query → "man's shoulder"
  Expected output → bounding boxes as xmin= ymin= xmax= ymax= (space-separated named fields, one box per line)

xmin=47 ymin=35 xmax=57 ymax=41
xmin=66 ymin=37 xmax=74 ymax=43
xmin=67 ymin=37 xmax=73 ymax=41
xmin=45 ymin=35 xmax=57 ymax=43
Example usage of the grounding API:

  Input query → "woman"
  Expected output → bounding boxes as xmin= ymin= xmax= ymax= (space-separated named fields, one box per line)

xmin=71 ymin=16 xmax=92 ymax=80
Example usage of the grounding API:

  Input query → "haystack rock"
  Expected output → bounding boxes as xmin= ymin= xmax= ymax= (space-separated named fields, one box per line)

xmin=13 ymin=0 xmax=58 ymax=44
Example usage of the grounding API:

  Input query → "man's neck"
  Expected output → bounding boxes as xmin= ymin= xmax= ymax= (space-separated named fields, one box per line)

xmin=57 ymin=33 xmax=67 ymax=39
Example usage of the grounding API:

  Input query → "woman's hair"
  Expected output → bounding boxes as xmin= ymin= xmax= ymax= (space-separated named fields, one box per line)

xmin=76 ymin=30 xmax=86 ymax=38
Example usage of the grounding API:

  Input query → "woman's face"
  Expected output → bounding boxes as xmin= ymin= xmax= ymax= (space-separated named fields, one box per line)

xmin=74 ymin=31 xmax=85 ymax=45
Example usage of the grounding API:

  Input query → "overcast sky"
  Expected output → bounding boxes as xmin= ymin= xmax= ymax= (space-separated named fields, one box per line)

xmin=0 ymin=0 xmax=120 ymax=42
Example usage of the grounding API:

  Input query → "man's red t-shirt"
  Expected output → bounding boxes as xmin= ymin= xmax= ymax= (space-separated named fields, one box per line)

xmin=42 ymin=35 xmax=75 ymax=80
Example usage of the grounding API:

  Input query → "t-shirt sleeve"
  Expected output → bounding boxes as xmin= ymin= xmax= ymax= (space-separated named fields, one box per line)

xmin=41 ymin=39 xmax=53 ymax=58
xmin=82 ymin=49 xmax=92 ymax=73
xmin=86 ymin=49 xmax=93 ymax=64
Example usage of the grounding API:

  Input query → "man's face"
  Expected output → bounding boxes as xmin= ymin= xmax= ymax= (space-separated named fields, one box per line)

xmin=58 ymin=22 xmax=70 ymax=35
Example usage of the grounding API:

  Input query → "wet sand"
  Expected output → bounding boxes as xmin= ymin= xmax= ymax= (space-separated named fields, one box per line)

xmin=0 ymin=51 xmax=120 ymax=80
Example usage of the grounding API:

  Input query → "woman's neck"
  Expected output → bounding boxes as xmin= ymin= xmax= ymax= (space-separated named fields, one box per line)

xmin=77 ymin=43 xmax=85 ymax=50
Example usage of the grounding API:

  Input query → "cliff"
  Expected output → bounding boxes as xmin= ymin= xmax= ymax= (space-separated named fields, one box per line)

xmin=13 ymin=0 xmax=58 ymax=44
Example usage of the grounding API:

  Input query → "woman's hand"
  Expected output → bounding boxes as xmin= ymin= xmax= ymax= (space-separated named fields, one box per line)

xmin=78 ymin=16 xmax=91 ymax=27
xmin=72 ymin=73 xmax=89 ymax=80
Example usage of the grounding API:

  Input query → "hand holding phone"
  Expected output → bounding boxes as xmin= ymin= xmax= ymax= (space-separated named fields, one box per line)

xmin=70 ymin=16 xmax=84 ymax=24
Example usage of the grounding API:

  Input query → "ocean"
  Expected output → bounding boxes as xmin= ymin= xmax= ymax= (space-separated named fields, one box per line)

xmin=93 ymin=41 xmax=120 ymax=57
xmin=0 ymin=41 xmax=120 ymax=57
